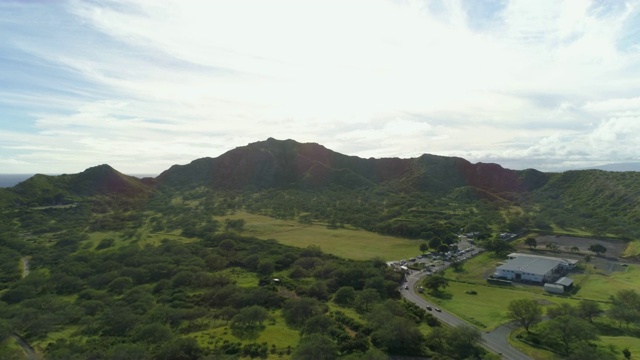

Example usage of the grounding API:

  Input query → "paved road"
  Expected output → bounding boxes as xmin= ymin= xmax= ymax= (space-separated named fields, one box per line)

xmin=401 ymin=271 xmax=533 ymax=360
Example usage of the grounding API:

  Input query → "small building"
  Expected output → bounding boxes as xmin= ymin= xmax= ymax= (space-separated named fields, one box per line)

xmin=544 ymin=283 xmax=565 ymax=294
xmin=544 ymin=277 xmax=574 ymax=294
xmin=555 ymin=277 xmax=574 ymax=290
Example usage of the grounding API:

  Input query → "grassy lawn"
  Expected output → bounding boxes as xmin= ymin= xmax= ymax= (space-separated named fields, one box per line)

xmin=572 ymin=265 xmax=639 ymax=302
xmin=216 ymin=211 xmax=421 ymax=261
xmin=445 ymin=251 xmax=501 ymax=283
xmin=0 ymin=337 xmax=27 ymax=360
xmin=428 ymin=251 xmax=625 ymax=330
xmin=32 ymin=326 xmax=82 ymax=354
xmin=622 ymin=240 xmax=640 ymax=257
xmin=508 ymin=328 xmax=562 ymax=360
xmin=420 ymin=281 xmax=576 ymax=330
xmin=597 ymin=335 xmax=640 ymax=356
xmin=219 ymin=267 xmax=260 ymax=288
xmin=189 ymin=309 xmax=298 ymax=359
xmin=549 ymin=225 xmax=594 ymax=237
xmin=430 ymin=246 xmax=640 ymax=357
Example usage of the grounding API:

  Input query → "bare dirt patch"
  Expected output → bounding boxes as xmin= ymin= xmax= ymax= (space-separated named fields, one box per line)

xmin=534 ymin=235 xmax=627 ymax=259
xmin=514 ymin=235 xmax=631 ymax=274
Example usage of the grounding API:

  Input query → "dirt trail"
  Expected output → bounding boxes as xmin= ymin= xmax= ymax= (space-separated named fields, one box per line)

xmin=21 ymin=257 xmax=30 ymax=278
xmin=12 ymin=333 xmax=39 ymax=360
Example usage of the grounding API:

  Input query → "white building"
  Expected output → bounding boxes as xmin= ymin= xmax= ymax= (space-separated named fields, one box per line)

xmin=544 ymin=277 xmax=574 ymax=294
xmin=493 ymin=253 xmax=577 ymax=284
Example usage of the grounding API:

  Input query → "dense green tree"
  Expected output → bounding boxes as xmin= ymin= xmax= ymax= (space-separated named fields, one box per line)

xmin=507 ymin=298 xmax=541 ymax=333
xmin=483 ymin=238 xmax=514 ymax=256
xmin=370 ymin=316 xmax=424 ymax=355
xmin=428 ymin=237 xmax=441 ymax=251
xmin=547 ymin=303 xmax=576 ymax=319
xmin=133 ymin=323 xmax=174 ymax=344
xmin=107 ymin=276 xmax=133 ymax=294
xmin=106 ymin=343 xmax=149 ymax=360
xmin=423 ymin=273 xmax=448 ymax=294
xmin=292 ymin=334 xmax=338 ymax=360
xmin=99 ymin=308 xmax=139 ymax=336
xmin=567 ymin=342 xmax=616 ymax=360
xmin=283 ymin=297 xmax=325 ymax=328
xmin=155 ymin=337 xmax=203 ymax=360
xmin=257 ymin=260 xmax=275 ymax=276
xmin=341 ymin=348 xmax=387 ymax=360
xmin=543 ymin=315 xmax=597 ymax=354
xmin=588 ymin=244 xmax=607 ymax=256
xmin=524 ymin=237 xmax=537 ymax=249
xmin=355 ymin=289 xmax=381 ymax=313
xmin=608 ymin=289 xmax=640 ymax=328
xmin=306 ymin=281 xmax=330 ymax=301
xmin=303 ymin=314 xmax=337 ymax=336
xmin=171 ymin=271 xmax=195 ymax=288
xmin=450 ymin=261 xmax=463 ymax=272
xmin=437 ymin=244 xmax=449 ymax=254
xmin=577 ymin=300 xmax=602 ymax=323
xmin=333 ymin=286 xmax=356 ymax=306
xmin=446 ymin=325 xmax=483 ymax=359
xmin=364 ymin=276 xmax=387 ymax=298
xmin=419 ymin=243 xmax=428 ymax=254
xmin=231 ymin=305 xmax=269 ymax=328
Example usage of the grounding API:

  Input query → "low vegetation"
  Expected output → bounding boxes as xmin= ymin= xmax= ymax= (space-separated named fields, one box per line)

xmin=2 ymin=139 xmax=640 ymax=359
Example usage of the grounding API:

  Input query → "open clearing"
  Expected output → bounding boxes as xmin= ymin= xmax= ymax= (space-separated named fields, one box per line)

xmin=622 ymin=240 xmax=640 ymax=258
xmin=535 ymin=235 xmax=627 ymax=258
xmin=571 ymin=264 xmax=640 ymax=302
xmin=216 ymin=212 xmax=420 ymax=261
xmin=434 ymin=244 xmax=640 ymax=328
xmin=422 ymin=280 xmax=576 ymax=330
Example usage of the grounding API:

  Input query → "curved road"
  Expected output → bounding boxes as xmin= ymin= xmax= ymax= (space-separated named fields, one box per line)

xmin=401 ymin=270 xmax=533 ymax=360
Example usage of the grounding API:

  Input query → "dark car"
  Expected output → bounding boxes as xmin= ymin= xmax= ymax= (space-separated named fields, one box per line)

xmin=426 ymin=305 xmax=432 ymax=311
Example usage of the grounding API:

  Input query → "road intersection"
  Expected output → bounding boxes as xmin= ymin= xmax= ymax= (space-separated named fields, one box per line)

xmin=400 ymin=267 xmax=533 ymax=360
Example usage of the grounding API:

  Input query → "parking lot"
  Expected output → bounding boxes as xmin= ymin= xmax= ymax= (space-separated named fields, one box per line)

xmin=389 ymin=236 xmax=483 ymax=276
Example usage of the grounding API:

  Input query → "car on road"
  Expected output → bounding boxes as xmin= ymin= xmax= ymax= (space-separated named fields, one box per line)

xmin=426 ymin=305 xmax=432 ymax=311
xmin=404 ymin=285 xmax=409 ymax=290
xmin=435 ymin=308 xmax=441 ymax=312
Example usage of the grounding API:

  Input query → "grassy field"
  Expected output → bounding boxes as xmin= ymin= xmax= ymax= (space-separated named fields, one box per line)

xmin=0 ymin=337 xmax=26 ymax=360
xmin=597 ymin=336 xmax=640 ymax=357
xmin=215 ymin=211 xmax=421 ymax=261
xmin=622 ymin=240 xmax=640 ymax=257
xmin=420 ymin=280 xmax=575 ymax=330
xmin=508 ymin=328 xmax=561 ymax=360
xmin=430 ymin=251 xmax=640 ymax=329
xmin=425 ymin=244 xmax=640 ymax=359
xmin=219 ymin=267 xmax=260 ymax=288
xmin=189 ymin=309 xmax=299 ymax=359
xmin=571 ymin=264 xmax=640 ymax=302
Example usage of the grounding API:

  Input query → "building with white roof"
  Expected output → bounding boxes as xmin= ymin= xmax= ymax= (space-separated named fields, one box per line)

xmin=493 ymin=253 xmax=577 ymax=284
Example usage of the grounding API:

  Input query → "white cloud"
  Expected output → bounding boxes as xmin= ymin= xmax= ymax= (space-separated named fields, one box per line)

xmin=2 ymin=0 xmax=640 ymax=173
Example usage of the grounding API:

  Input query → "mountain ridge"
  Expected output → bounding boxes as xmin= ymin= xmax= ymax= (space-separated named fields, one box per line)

xmin=155 ymin=138 xmax=548 ymax=195
xmin=0 ymin=138 xmax=549 ymax=205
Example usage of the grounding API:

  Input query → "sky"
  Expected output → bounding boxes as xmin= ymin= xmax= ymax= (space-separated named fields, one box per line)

xmin=2 ymin=0 xmax=640 ymax=175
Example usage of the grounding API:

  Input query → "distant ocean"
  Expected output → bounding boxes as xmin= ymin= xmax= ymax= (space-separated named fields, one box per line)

xmin=0 ymin=174 xmax=156 ymax=188
xmin=0 ymin=174 xmax=34 ymax=188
